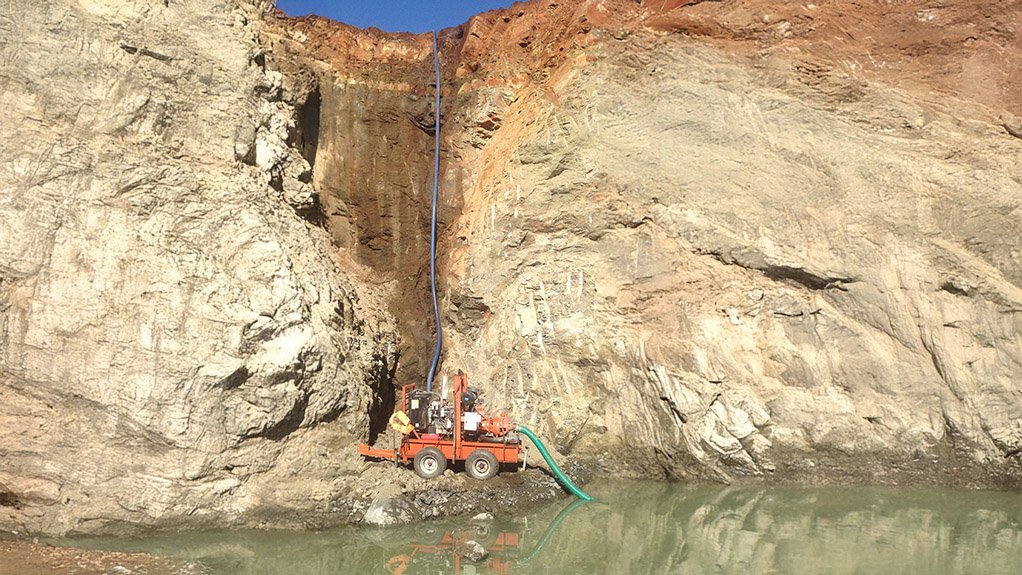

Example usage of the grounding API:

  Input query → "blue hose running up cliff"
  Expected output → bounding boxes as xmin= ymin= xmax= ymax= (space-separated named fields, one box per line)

xmin=517 ymin=425 xmax=594 ymax=501
xmin=425 ymin=30 xmax=442 ymax=392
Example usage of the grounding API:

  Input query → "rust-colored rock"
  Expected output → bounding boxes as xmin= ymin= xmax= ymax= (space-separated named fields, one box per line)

xmin=265 ymin=0 xmax=1022 ymax=488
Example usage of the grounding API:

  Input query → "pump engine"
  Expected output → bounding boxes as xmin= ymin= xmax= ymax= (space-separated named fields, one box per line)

xmin=404 ymin=385 xmax=502 ymax=441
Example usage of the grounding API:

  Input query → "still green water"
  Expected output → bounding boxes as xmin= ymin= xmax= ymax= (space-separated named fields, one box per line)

xmin=59 ymin=481 xmax=1022 ymax=574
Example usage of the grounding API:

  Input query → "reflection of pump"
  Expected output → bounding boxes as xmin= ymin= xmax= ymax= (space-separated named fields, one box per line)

xmin=385 ymin=498 xmax=588 ymax=575
xmin=386 ymin=554 xmax=411 ymax=575
xmin=386 ymin=523 xmax=519 ymax=575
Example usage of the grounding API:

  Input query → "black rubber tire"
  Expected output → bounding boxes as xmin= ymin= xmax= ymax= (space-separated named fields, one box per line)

xmin=465 ymin=449 xmax=499 ymax=481
xmin=413 ymin=447 xmax=447 ymax=479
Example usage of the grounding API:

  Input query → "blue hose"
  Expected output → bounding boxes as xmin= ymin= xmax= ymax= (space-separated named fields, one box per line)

xmin=425 ymin=30 xmax=442 ymax=392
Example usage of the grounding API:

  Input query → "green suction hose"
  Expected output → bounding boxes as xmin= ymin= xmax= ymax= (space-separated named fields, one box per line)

xmin=516 ymin=425 xmax=593 ymax=501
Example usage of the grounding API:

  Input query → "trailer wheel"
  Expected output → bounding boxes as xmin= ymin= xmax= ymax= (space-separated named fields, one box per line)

xmin=466 ymin=449 xmax=499 ymax=480
xmin=413 ymin=447 xmax=446 ymax=479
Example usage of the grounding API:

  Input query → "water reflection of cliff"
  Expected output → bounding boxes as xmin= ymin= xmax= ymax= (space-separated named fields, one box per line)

xmin=58 ymin=482 xmax=1022 ymax=574
xmin=526 ymin=482 xmax=1022 ymax=575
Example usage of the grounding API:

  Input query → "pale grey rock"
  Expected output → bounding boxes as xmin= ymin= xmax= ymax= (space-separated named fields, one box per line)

xmin=1002 ymin=113 xmax=1022 ymax=139
xmin=362 ymin=494 xmax=418 ymax=526
xmin=0 ymin=0 xmax=397 ymax=535
xmin=456 ymin=540 xmax=489 ymax=562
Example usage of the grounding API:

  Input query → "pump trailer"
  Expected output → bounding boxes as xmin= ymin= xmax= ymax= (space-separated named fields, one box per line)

xmin=358 ymin=372 xmax=519 ymax=480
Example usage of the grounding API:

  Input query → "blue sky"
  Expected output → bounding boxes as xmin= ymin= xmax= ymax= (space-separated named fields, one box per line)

xmin=276 ymin=1 xmax=517 ymax=33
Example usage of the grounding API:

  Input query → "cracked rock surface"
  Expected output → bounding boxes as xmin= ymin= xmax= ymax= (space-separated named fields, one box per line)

xmin=446 ymin=33 xmax=1022 ymax=485
xmin=0 ymin=0 xmax=397 ymax=535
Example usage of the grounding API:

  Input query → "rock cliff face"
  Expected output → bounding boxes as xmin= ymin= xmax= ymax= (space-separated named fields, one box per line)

xmin=0 ymin=0 xmax=398 ymax=534
xmin=451 ymin=33 xmax=1022 ymax=484
xmin=270 ymin=0 xmax=1022 ymax=486
xmin=1 ymin=0 xmax=1021 ymax=535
